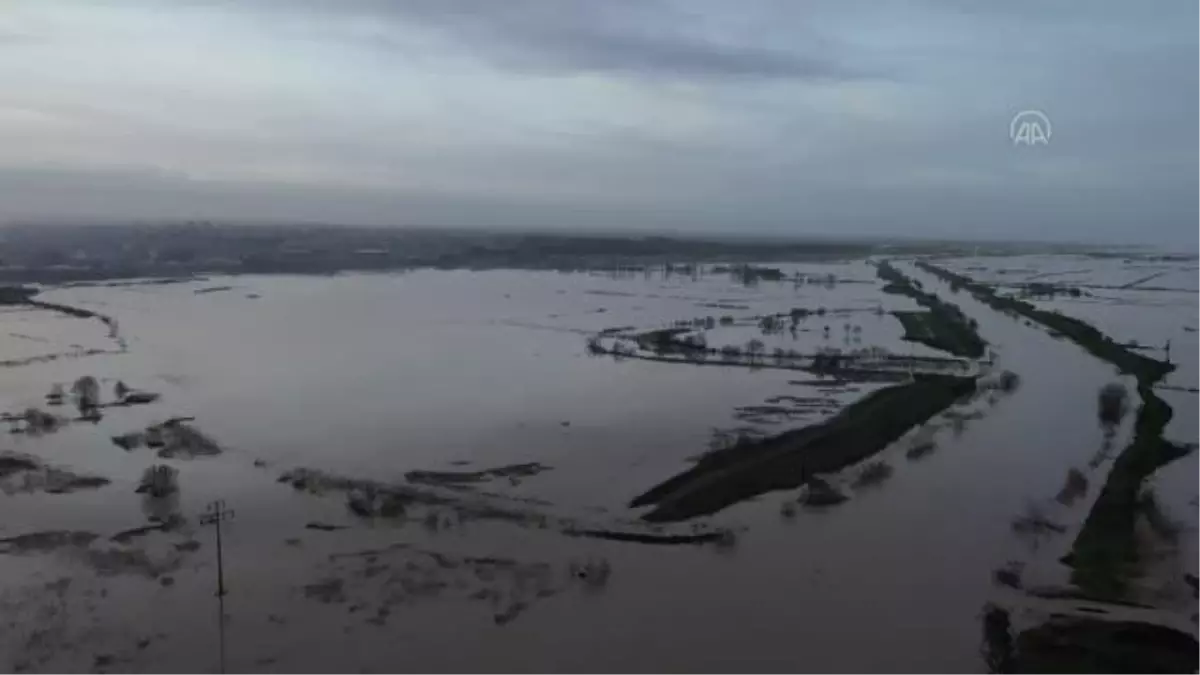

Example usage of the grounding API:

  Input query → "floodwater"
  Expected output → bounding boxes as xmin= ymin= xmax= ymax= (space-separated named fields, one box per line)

xmin=0 ymin=262 xmax=1193 ymax=672
xmin=926 ymin=255 xmax=1200 ymax=614
xmin=938 ymin=255 xmax=1200 ymax=590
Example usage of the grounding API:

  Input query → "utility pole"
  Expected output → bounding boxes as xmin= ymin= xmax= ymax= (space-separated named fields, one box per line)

xmin=199 ymin=499 xmax=235 ymax=673
xmin=199 ymin=500 xmax=235 ymax=596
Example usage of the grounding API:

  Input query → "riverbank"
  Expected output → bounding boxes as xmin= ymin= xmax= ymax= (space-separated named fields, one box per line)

xmin=877 ymin=261 xmax=986 ymax=358
xmin=631 ymin=373 xmax=976 ymax=521
xmin=0 ymin=285 xmax=126 ymax=355
xmin=916 ymin=260 xmax=1185 ymax=595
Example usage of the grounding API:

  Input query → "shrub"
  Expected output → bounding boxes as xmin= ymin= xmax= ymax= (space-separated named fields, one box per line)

xmin=853 ymin=461 xmax=893 ymax=487
xmin=136 ymin=464 xmax=179 ymax=498
xmin=1097 ymin=383 xmax=1129 ymax=427
xmin=906 ymin=440 xmax=936 ymax=460
xmin=801 ymin=477 xmax=848 ymax=506
xmin=1055 ymin=468 xmax=1088 ymax=505
xmin=998 ymin=370 xmax=1020 ymax=393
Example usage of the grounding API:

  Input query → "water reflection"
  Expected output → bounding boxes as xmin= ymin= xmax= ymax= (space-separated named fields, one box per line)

xmin=141 ymin=488 xmax=181 ymax=524
xmin=0 ymin=261 xmax=1190 ymax=673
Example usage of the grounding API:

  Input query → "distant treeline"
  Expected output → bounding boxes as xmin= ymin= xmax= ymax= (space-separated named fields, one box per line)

xmin=0 ymin=224 xmax=1060 ymax=284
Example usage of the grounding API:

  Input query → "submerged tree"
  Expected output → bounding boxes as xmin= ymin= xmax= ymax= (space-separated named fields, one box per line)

xmin=745 ymin=339 xmax=765 ymax=364
xmin=997 ymin=370 xmax=1020 ymax=393
xmin=71 ymin=375 xmax=101 ymax=415
xmin=759 ymin=315 xmax=785 ymax=334
xmin=136 ymin=464 xmax=179 ymax=498
xmin=585 ymin=336 xmax=604 ymax=355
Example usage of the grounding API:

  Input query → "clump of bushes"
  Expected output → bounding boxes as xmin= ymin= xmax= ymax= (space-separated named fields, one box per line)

xmin=997 ymin=370 xmax=1020 ymax=393
xmin=993 ymin=561 xmax=1024 ymax=589
xmin=800 ymin=476 xmax=848 ymax=507
xmin=853 ymin=461 xmax=893 ymax=487
xmin=136 ymin=464 xmax=179 ymax=498
xmin=71 ymin=375 xmax=100 ymax=412
xmin=1055 ymin=468 xmax=1089 ymax=506
xmin=906 ymin=439 xmax=937 ymax=460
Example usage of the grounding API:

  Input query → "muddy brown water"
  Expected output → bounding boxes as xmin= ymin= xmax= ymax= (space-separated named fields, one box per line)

xmin=0 ymin=266 xmax=1192 ymax=672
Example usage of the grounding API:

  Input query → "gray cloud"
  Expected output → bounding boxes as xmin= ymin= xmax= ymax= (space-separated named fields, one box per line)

xmin=465 ymin=26 xmax=863 ymax=81
xmin=0 ymin=26 xmax=40 ymax=46
xmin=0 ymin=0 xmax=1195 ymax=246
xmin=259 ymin=0 xmax=879 ymax=81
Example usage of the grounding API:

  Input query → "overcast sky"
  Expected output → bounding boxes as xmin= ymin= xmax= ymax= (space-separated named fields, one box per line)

xmin=0 ymin=0 xmax=1195 ymax=244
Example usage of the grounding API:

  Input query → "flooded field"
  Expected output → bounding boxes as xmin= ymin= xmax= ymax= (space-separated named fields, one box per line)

xmin=0 ymin=257 xmax=1194 ymax=672
xmin=940 ymin=255 xmax=1197 ymax=440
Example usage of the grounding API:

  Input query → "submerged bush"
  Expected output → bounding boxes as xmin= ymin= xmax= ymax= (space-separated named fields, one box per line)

xmin=906 ymin=439 xmax=937 ymax=460
xmin=998 ymin=370 xmax=1020 ymax=393
xmin=585 ymin=337 xmax=604 ymax=355
xmin=800 ymin=476 xmax=848 ymax=507
xmin=1055 ymin=468 xmax=1089 ymax=506
xmin=136 ymin=464 xmax=178 ymax=498
xmin=853 ymin=461 xmax=894 ymax=487
xmin=71 ymin=375 xmax=100 ymax=412
xmin=745 ymin=339 xmax=765 ymax=361
xmin=1097 ymin=383 xmax=1129 ymax=428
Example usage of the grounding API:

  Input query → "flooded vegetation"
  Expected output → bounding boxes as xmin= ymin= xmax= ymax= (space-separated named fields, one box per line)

xmin=631 ymin=374 xmax=974 ymax=521
xmin=918 ymin=255 xmax=1197 ymax=672
xmin=877 ymin=260 xmax=987 ymax=358
xmin=0 ymin=249 xmax=1192 ymax=672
